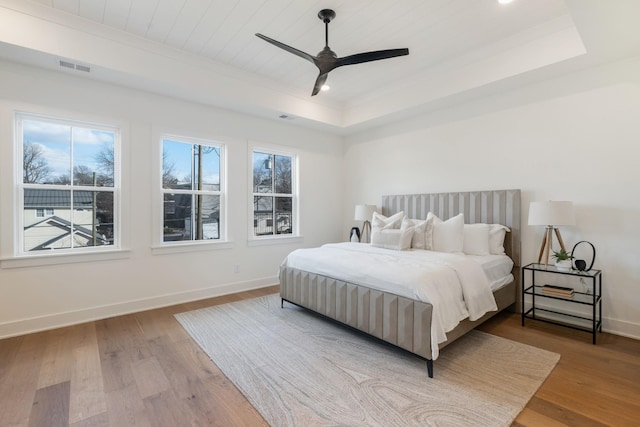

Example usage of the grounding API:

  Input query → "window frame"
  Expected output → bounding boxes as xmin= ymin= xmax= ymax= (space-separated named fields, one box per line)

xmin=156 ymin=133 xmax=228 ymax=250
xmin=14 ymin=111 xmax=122 ymax=258
xmin=248 ymin=142 xmax=300 ymax=243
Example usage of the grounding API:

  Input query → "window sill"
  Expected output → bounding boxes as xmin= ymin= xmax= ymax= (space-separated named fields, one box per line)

xmin=151 ymin=240 xmax=234 ymax=255
xmin=247 ymin=235 xmax=303 ymax=247
xmin=0 ymin=248 xmax=131 ymax=269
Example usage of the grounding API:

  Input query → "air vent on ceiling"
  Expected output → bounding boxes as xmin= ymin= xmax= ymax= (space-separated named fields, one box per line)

xmin=58 ymin=59 xmax=91 ymax=73
xmin=59 ymin=60 xmax=74 ymax=69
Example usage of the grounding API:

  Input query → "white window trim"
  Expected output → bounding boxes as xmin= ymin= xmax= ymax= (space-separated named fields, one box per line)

xmin=248 ymin=141 xmax=301 ymax=244
xmin=153 ymin=132 xmax=229 ymax=253
xmin=1 ymin=249 xmax=131 ymax=269
xmin=1 ymin=109 xmax=129 ymax=268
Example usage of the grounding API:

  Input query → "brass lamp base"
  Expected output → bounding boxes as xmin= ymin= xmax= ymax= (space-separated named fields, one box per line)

xmin=361 ymin=220 xmax=372 ymax=243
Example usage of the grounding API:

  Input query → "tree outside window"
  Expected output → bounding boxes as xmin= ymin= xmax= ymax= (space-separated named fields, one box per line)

xmin=252 ymin=151 xmax=294 ymax=236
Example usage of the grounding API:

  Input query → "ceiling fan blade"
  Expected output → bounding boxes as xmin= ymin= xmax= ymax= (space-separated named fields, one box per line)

xmin=311 ymin=73 xmax=329 ymax=96
xmin=257 ymin=10 xmax=410 ymax=97
xmin=336 ymin=48 xmax=409 ymax=68
xmin=255 ymin=33 xmax=316 ymax=65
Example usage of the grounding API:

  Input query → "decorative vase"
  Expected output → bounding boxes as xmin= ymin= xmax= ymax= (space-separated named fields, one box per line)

xmin=349 ymin=226 xmax=361 ymax=242
xmin=555 ymin=260 xmax=572 ymax=271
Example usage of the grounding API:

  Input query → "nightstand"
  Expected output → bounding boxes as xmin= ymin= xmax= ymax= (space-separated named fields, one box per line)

xmin=522 ymin=263 xmax=602 ymax=344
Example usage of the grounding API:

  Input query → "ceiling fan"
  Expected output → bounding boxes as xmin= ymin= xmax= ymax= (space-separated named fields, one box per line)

xmin=256 ymin=9 xmax=410 ymax=96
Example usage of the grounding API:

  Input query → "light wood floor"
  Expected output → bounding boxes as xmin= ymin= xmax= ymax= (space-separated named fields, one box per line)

xmin=1 ymin=286 xmax=638 ymax=427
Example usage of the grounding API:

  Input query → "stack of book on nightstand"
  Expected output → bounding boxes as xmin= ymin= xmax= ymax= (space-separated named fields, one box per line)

xmin=542 ymin=284 xmax=574 ymax=297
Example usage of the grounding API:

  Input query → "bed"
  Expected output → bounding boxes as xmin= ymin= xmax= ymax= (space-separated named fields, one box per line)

xmin=279 ymin=189 xmax=521 ymax=377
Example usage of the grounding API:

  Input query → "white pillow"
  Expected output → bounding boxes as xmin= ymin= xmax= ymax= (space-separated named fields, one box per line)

xmin=401 ymin=217 xmax=428 ymax=249
xmin=431 ymin=213 xmax=464 ymax=253
xmin=370 ymin=228 xmax=413 ymax=251
xmin=425 ymin=212 xmax=436 ymax=250
xmin=489 ymin=224 xmax=510 ymax=255
xmin=372 ymin=211 xmax=404 ymax=230
xmin=463 ymin=224 xmax=491 ymax=256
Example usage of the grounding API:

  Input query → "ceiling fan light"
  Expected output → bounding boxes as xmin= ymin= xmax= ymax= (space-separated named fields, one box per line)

xmin=320 ymin=84 xmax=330 ymax=92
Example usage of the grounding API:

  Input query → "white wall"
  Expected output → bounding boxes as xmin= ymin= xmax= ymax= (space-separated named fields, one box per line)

xmin=2 ymin=53 xmax=639 ymax=341
xmin=343 ymin=57 xmax=640 ymax=339
xmin=0 ymin=60 xmax=344 ymax=338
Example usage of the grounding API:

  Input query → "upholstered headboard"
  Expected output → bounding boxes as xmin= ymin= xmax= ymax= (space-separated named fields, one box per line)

xmin=381 ymin=189 xmax=521 ymax=269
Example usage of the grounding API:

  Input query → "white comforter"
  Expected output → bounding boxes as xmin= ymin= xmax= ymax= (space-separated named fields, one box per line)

xmin=281 ymin=242 xmax=498 ymax=359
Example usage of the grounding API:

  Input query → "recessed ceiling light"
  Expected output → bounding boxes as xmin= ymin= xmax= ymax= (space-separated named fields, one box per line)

xmin=320 ymin=84 xmax=330 ymax=92
xmin=498 ymin=0 xmax=514 ymax=4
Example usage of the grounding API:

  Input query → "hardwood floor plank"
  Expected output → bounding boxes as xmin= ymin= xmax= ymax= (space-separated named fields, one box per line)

xmin=0 ymin=333 xmax=47 ymax=426
xmin=69 ymin=412 xmax=109 ymax=427
xmin=103 ymin=384 xmax=151 ymax=427
xmin=142 ymin=389 xmax=195 ymax=427
xmin=35 ymin=328 xmax=74 ymax=389
xmin=133 ymin=307 xmax=179 ymax=340
xmin=146 ymin=332 xmax=267 ymax=426
xmin=28 ymin=381 xmax=70 ymax=427
xmin=536 ymin=384 xmax=640 ymax=427
xmin=131 ymin=356 xmax=170 ymax=399
xmin=0 ymin=335 xmax=24 ymax=387
xmin=95 ymin=315 xmax=148 ymax=392
xmin=525 ymin=396 xmax=609 ymax=427
xmin=69 ymin=323 xmax=107 ymax=424
xmin=514 ymin=407 xmax=570 ymax=427
xmin=96 ymin=316 xmax=152 ymax=426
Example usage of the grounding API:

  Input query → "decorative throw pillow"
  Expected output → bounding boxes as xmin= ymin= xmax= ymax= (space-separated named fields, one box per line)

xmin=489 ymin=224 xmax=510 ymax=255
xmin=401 ymin=217 xmax=433 ymax=250
xmin=431 ymin=213 xmax=464 ymax=253
xmin=372 ymin=211 xmax=404 ymax=230
xmin=370 ymin=228 xmax=413 ymax=251
xmin=463 ymin=223 xmax=491 ymax=256
xmin=425 ymin=212 xmax=436 ymax=250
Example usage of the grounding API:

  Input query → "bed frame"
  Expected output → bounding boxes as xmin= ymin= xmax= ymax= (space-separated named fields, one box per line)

xmin=279 ymin=189 xmax=521 ymax=378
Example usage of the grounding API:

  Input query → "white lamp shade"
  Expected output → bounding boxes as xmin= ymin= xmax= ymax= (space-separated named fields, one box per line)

xmin=354 ymin=204 xmax=377 ymax=221
xmin=528 ymin=201 xmax=575 ymax=226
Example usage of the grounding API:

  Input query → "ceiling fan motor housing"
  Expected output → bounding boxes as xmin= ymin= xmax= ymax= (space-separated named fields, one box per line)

xmin=318 ymin=9 xmax=336 ymax=23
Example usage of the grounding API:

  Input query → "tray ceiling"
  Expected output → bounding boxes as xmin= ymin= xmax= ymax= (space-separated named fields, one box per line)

xmin=1 ymin=0 xmax=639 ymax=133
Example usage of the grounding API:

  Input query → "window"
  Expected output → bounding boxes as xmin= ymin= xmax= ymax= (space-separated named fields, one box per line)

xmin=17 ymin=113 xmax=119 ymax=254
xmin=35 ymin=208 xmax=54 ymax=218
xmin=161 ymin=136 xmax=224 ymax=243
xmin=252 ymin=150 xmax=296 ymax=237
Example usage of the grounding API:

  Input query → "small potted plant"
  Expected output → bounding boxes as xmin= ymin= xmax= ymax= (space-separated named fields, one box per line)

xmin=552 ymin=248 xmax=574 ymax=270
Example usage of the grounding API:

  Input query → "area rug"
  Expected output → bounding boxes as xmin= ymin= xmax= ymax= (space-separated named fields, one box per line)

xmin=175 ymin=295 xmax=559 ymax=426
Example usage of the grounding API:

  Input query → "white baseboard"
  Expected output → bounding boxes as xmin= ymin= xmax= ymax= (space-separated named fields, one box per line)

xmin=0 ymin=276 xmax=278 ymax=340
xmin=604 ymin=317 xmax=640 ymax=341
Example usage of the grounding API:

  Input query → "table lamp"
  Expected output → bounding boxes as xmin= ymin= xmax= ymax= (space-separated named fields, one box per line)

xmin=354 ymin=204 xmax=377 ymax=243
xmin=528 ymin=201 xmax=575 ymax=265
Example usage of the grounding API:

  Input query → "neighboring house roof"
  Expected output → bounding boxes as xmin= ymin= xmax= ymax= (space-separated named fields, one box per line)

xmin=24 ymin=188 xmax=94 ymax=209
xmin=24 ymin=215 xmax=108 ymax=250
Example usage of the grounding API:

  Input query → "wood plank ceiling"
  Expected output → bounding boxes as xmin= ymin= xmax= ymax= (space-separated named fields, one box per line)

xmin=30 ymin=0 xmax=571 ymax=103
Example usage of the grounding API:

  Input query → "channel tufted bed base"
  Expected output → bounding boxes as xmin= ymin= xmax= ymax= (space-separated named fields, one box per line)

xmin=279 ymin=266 xmax=517 ymax=377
